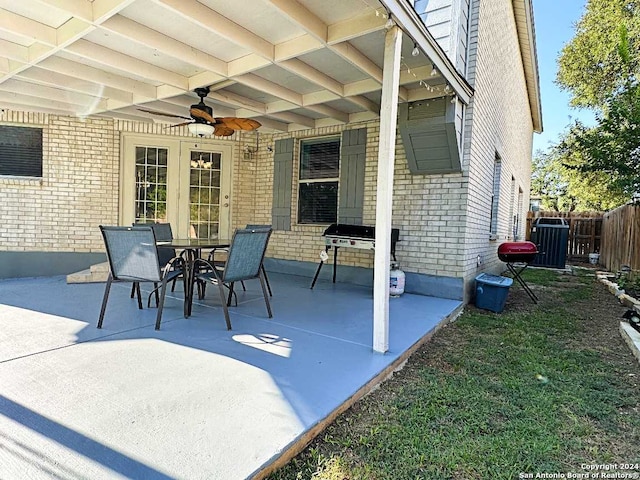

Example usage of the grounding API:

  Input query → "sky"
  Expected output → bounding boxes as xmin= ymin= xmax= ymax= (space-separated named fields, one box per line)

xmin=530 ymin=0 xmax=596 ymax=153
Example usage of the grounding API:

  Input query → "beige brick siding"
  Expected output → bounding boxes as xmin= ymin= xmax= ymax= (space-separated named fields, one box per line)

xmin=239 ymin=120 xmax=467 ymax=278
xmin=0 ymin=110 xmax=118 ymax=253
xmin=0 ymin=0 xmax=535 ymax=297
xmin=461 ymin=0 xmax=534 ymax=298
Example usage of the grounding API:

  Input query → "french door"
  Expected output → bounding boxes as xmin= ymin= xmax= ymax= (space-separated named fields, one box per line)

xmin=121 ymin=134 xmax=232 ymax=239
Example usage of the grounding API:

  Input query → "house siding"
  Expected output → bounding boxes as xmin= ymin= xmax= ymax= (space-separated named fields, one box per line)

xmin=414 ymin=0 xmax=470 ymax=73
xmin=0 ymin=111 xmax=118 ymax=254
xmin=461 ymin=0 xmax=534 ymax=299
xmin=0 ymin=0 xmax=536 ymax=301
xmin=237 ymin=121 xmax=467 ymax=292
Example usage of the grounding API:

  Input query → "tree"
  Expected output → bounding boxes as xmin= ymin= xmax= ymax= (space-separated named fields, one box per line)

xmin=557 ymin=0 xmax=639 ymax=109
xmin=531 ymin=145 xmax=627 ymax=212
xmin=559 ymin=85 xmax=640 ymax=197
xmin=552 ymin=0 xmax=640 ymax=205
xmin=531 ymin=149 xmax=574 ymax=211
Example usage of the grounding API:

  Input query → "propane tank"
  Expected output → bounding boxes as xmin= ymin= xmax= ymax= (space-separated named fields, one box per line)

xmin=389 ymin=262 xmax=405 ymax=297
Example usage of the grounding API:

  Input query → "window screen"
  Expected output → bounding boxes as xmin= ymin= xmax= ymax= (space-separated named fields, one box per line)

xmin=489 ymin=156 xmax=502 ymax=235
xmin=298 ymin=138 xmax=340 ymax=224
xmin=0 ymin=126 xmax=43 ymax=177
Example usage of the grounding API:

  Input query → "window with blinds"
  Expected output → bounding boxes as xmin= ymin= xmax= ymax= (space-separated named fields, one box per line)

xmin=0 ymin=126 xmax=43 ymax=177
xmin=298 ymin=137 xmax=340 ymax=224
xmin=489 ymin=154 xmax=502 ymax=237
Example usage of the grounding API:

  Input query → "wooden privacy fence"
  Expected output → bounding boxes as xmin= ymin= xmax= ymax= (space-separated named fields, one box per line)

xmin=600 ymin=203 xmax=640 ymax=273
xmin=526 ymin=211 xmax=603 ymax=261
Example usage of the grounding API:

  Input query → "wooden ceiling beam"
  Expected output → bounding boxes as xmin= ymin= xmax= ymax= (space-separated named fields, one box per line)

xmin=154 ymin=0 xmax=274 ymax=60
xmin=100 ymin=15 xmax=228 ymax=76
xmin=0 ymin=40 xmax=29 ymax=63
xmin=327 ymin=10 xmax=387 ymax=44
xmin=0 ymin=79 xmax=107 ymax=111
xmin=32 ymin=0 xmax=94 ymax=22
xmin=38 ymin=56 xmax=157 ymax=98
xmin=0 ymin=89 xmax=106 ymax=114
xmin=16 ymin=67 xmax=132 ymax=104
xmin=279 ymin=58 xmax=343 ymax=96
xmin=66 ymin=39 xmax=189 ymax=89
xmin=92 ymin=0 xmax=138 ymax=23
xmin=234 ymin=73 xmax=303 ymax=106
xmin=306 ymin=104 xmax=348 ymax=123
xmin=264 ymin=0 xmax=327 ymax=42
xmin=0 ymin=8 xmax=57 ymax=46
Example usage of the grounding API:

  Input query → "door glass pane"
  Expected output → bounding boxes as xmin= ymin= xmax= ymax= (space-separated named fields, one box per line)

xmin=189 ymin=151 xmax=222 ymax=238
xmin=135 ymin=146 xmax=168 ymax=223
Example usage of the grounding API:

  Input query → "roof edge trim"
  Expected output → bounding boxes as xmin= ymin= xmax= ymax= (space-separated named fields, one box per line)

xmin=380 ymin=0 xmax=474 ymax=105
xmin=514 ymin=0 xmax=543 ymax=133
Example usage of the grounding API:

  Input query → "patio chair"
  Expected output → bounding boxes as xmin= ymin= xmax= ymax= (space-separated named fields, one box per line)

xmin=193 ymin=228 xmax=272 ymax=330
xmin=206 ymin=224 xmax=273 ymax=297
xmin=245 ymin=224 xmax=273 ymax=296
xmin=131 ymin=222 xmax=183 ymax=305
xmin=98 ymin=225 xmax=186 ymax=330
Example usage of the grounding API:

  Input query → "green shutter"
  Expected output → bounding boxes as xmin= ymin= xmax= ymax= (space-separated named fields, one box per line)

xmin=272 ymin=138 xmax=294 ymax=230
xmin=339 ymin=128 xmax=367 ymax=225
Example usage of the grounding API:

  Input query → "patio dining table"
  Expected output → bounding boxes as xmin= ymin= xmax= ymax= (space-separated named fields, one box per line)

xmin=157 ymin=238 xmax=230 ymax=318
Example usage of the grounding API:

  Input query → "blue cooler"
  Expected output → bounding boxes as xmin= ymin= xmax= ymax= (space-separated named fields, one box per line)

xmin=475 ymin=273 xmax=513 ymax=313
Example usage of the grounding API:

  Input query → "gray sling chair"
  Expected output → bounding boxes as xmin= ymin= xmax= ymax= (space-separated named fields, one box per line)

xmin=98 ymin=225 xmax=186 ymax=330
xmin=193 ymin=228 xmax=272 ymax=330
xmin=205 ymin=224 xmax=273 ymax=297
xmin=130 ymin=222 xmax=183 ymax=306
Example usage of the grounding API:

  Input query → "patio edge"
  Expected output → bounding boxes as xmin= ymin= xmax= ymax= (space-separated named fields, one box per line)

xmin=249 ymin=303 xmax=465 ymax=480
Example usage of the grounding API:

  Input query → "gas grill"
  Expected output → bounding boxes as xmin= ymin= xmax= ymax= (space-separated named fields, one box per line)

xmin=497 ymin=241 xmax=539 ymax=303
xmin=310 ymin=223 xmax=400 ymax=289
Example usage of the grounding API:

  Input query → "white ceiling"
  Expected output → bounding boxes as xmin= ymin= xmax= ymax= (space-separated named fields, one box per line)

xmin=0 ymin=0 xmax=453 ymax=132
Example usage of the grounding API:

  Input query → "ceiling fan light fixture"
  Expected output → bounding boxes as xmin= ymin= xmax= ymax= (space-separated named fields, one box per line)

xmin=188 ymin=122 xmax=215 ymax=137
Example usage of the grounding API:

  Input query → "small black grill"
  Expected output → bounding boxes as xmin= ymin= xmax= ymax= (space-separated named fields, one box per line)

xmin=310 ymin=224 xmax=400 ymax=289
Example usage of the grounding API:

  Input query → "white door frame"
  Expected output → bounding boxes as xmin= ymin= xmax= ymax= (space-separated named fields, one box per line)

xmin=120 ymin=133 xmax=234 ymax=239
xmin=178 ymin=140 xmax=233 ymax=239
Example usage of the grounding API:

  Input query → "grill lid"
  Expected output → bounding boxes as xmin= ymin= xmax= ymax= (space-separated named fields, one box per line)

xmin=323 ymin=223 xmax=400 ymax=242
xmin=498 ymin=241 xmax=538 ymax=263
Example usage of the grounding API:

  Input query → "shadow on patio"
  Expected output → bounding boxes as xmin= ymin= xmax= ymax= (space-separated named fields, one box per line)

xmin=0 ymin=272 xmax=461 ymax=479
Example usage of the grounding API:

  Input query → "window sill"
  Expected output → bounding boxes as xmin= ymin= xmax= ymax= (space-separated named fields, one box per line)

xmin=0 ymin=176 xmax=43 ymax=186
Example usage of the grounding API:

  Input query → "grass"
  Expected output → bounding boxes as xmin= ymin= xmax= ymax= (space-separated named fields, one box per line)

xmin=267 ymin=269 xmax=640 ymax=480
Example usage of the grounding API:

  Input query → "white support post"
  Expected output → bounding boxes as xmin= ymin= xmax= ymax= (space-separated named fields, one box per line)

xmin=372 ymin=25 xmax=402 ymax=354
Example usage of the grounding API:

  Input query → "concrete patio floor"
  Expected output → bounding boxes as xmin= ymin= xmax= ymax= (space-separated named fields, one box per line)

xmin=0 ymin=272 xmax=462 ymax=480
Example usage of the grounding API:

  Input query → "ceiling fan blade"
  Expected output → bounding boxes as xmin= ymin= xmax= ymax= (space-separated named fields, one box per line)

xmin=165 ymin=121 xmax=194 ymax=128
xmin=213 ymin=125 xmax=235 ymax=137
xmin=137 ymin=108 xmax=192 ymax=120
xmin=215 ymin=117 xmax=262 ymax=131
xmin=190 ymin=107 xmax=216 ymax=124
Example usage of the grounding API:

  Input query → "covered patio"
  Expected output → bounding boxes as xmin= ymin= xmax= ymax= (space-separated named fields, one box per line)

xmin=0 ymin=272 xmax=461 ymax=479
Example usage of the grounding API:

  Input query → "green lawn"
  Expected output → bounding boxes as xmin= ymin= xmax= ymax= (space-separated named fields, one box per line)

xmin=268 ymin=269 xmax=640 ymax=480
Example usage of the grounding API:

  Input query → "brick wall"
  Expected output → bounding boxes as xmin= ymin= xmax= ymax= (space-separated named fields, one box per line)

xmin=0 ymin=0 xmax=536 ymax=293
xmin=240 ymin=120 xmax=468 ymax=279
xmin=0 ymin=110 xmax=118 ymax=253
xmin=461 ymin=0 xmax=535 ymax=297
xmin=0 ymin=104 xmax=507 ymax=288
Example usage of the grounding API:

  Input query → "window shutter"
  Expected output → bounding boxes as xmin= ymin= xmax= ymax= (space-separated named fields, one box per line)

xmin=272 ymin=138 xmax=294 ymax=231
xmin=398 ymin=99 xmax=461 ymax=175
xmin=0 ymin=126 xmax=43 ymax=177
xmin=339 ymin=128 xmax=367 ymax=225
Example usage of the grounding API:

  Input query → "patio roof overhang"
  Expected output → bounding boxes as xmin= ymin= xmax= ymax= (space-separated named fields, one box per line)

xmin=0 ymin=0 xmax=476 ymax=354
xmin=0 ymin=0 xmax=472 ymax=132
